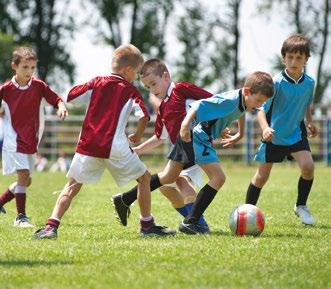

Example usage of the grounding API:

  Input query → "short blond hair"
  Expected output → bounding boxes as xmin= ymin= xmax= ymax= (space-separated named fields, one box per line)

xmin=244 ymin=71 xmax=274 ymax=98
xmin=111 ymin=44 xmax=144 ymax=72
xmin=140 ymin=58 xmax=169 ymax=78
xmin=12 ymin=46 xmax=38 ymax=65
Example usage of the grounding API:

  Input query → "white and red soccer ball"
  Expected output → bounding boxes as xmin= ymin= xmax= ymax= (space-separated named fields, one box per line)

xmin=229 ymin=204 xmax=265 ymax=236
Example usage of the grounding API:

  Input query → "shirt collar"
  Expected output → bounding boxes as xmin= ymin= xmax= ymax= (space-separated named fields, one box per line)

xmin=164 ymin=82 xmax=175 ymax=102
xmin=283 ymin=69 xmax=305 ymax=84
xmin=110 ymin=73 xmax=124 ymax=80
xmin=11 ymin=76 xmax=33 ymax=90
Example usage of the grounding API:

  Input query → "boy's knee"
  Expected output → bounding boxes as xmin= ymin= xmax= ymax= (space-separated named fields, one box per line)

xmin=138 ymin=170 xmax=151 ymax=183
xmin=301 ymin=161 xmax=314 ymax=178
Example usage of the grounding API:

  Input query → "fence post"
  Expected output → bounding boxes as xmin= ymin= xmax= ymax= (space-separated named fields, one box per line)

xmin=245 ymin=113 xmax=254 ymax=165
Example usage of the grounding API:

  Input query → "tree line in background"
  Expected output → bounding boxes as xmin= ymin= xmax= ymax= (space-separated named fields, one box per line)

xmin=0 ymin=0 xmax=329 ymax=104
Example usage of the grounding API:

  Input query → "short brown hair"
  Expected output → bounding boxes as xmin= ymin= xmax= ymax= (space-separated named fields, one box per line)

xmin=140 ymin=58 xmax=169 ymax=78
xmin=111 ymin=44 xmax=144 ymax=72
xmin=281 ymin=34 xmax=311 ymax=58
xmin=12 ymin=46 xmax=38 ymax=65
xmin=244 ymin=71 xmax=274 ymax=98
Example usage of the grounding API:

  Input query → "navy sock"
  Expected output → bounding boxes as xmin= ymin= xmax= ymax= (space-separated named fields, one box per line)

xmin=121 ymin=174 xmax=162 ymax=206
xmin=245 ymin=183 xmax=261 ymax=205
xmin=296 ymin=177 xmax=313 ymax=206
xmin=175 ymin=206 xmax=188 ymax=217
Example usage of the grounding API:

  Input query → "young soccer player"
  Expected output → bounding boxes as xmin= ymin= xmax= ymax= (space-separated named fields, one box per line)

xmin=112 ymin=58 xmax=212 ymax=227
xmin=179 ymin=71 xmax=274 ymax=234
xmin=34 ymin=44 xmax=176 ymax=239
xmin=245 ymin=34 xmax=318 ymax=226
xmin=0 ymin=46 xmax=68 ymax=227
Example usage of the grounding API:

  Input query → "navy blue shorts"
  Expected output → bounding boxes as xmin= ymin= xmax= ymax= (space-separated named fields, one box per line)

xmin=255 ymin=137 xmax=311 ymax=163
xmin=168 ymin=135 xmax=195 ymax=169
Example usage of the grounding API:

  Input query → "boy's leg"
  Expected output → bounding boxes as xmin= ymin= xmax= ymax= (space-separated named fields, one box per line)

xmin=0 ymin=182 xmax=17 ymax=213
xmin=136 ymin=170 xmax=176 ymax=237
xmin=180 ymin=162 xmax=225 ymax=234
xmin=13 ymin=169 xmax=34 ymax=227
xmin=246 ymin=163 xmax=273 ymax=205
xmin=34 ymin=178 xmax=83 ymax=239
xmin=291 ymin=150 xmax=315 ymax=225
xmin=113 ymin=160 xmax=184 ymax=226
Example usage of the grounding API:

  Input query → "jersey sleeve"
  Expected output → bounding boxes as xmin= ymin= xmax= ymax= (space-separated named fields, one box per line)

xmin=132 ymin=91 xmax=150 ymax=119
xmin=176 ymin=82 xmax=212 ymax=100
xmin=43 ymin=83 xmax=62 ymax=108
xmin=66 ymin=78 xmax=95 ymax=104
xmin=153 ymin=110 xmax=164 ymax=139
xmin=190 ymin=94 xmax=236 ymax=122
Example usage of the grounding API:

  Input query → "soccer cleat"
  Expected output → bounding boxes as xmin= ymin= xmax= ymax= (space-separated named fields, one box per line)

xmin=13 ymin=214 xmax=34 ymax=228
xmin=111 ymin=194 xmax=131 ymax=226
xmin=0 ymin=207 xmax=6 ymax=214
xmin=294 ymin=205 xmax=315 ymax=226
xmin=34 ymin=226 xmax=58 ymax=239
xmin=140 ymin=225 xmax=176 ymax=237
xmin=179 ymin=220 xmax=210 ymax=235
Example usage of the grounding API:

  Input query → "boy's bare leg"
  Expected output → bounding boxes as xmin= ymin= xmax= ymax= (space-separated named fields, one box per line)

xmin=158 ymin=160 xmax=185 ymax=185
xmin=159 ymin=186 xmax=185 ymax=208
xmin=50 ymin=178 xmax=83 ymax=220
xmin=136 ymin=171 xmax=151 ymax=217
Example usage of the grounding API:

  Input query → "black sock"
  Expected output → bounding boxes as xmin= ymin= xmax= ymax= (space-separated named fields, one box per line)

xmin=185 ymin=184 xmax=218 ymax=224
xmin=121 ymin=174 xmax=162 ymax=206
xmin=245 ymin=183 xmax=262 ymax=205
xmin=296 ymin=177 xmax=313 ymax=206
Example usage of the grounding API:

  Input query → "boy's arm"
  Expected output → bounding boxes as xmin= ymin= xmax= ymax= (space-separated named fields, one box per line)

xmin=133 ymin=135 xmax=164 ymax=155
xmin=180 ymin=109 xmax=196 ymax=142
xmin=305 ymin=104 xmax=318 ymax=137
xmin=220 ymin=115 xmax=245 ymax=148
xmin=257 ymin=110 xmax=274 ymax=142
xmin=128 ymin=116 xmax=149 ymax=144
xmin=56 ymin=100 xmax=68 ymax=120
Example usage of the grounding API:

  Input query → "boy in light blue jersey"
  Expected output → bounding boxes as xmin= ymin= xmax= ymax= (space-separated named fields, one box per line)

xmin=245 ymin=34 xmax=318 ymax=226
xmin=179 ymin=71 xmax=274 ymax=234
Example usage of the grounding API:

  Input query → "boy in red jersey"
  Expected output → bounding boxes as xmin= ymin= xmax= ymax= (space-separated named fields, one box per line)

xmin=34 ymin=45 xmax=176 ymax=239
xmin=112 ymin=58 xmax=219 ymax=228
xmin=0 ymin=47 xmax=68 ymax=227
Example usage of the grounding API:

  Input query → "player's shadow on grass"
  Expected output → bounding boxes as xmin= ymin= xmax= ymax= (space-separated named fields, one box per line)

xmin=0 ymin=259 xmax=73 ymax=267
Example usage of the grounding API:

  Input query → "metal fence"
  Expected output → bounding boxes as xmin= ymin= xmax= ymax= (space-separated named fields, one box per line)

xmin=39 ymin=112 xmax=331 ymax=165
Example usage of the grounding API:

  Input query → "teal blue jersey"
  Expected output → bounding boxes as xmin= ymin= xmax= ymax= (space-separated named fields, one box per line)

xmin=262 ymin=70 xmax=315 ymax=145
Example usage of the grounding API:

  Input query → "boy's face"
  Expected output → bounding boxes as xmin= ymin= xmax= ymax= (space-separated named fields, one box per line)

xmin=282 ymin=51 xmax=308 ymax=77
xmin=12 ymin=58 xmax=37 ymax=84
xmin=243 ymin=88 xmax=269 ymax=112
xmin=141 ymin=71 xmax=171 ymax=100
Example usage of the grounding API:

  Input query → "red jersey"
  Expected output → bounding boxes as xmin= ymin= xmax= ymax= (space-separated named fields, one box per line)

xmin=67 ymin=74 xmax=149 ymax=159
xmin=0 ymin=77 xmax=61 ymax=154
xmin=154 ymin=82 xmax=212 ymax=144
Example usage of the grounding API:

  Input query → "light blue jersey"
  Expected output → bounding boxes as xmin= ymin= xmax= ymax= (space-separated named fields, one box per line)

xmin=190 ymin=89 xmax=246 ymax=164
xmin=262 ymin=71 xmax=314 ymax=145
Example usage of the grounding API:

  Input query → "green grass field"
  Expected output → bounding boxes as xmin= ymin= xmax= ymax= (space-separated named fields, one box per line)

xmin=0 ymin=161 xmax=330 ymax=289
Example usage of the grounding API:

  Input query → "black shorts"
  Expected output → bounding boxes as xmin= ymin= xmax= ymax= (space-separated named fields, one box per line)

xmin=168 ymin=135 xmax=195 ymax=169
xmin=263 ymin=137 xmax=311 ymax=163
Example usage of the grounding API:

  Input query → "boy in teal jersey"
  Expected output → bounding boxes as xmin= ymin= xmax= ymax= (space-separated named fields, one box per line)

xmin=179 ymin=71 xmax=274 ymax=234
xmin=245 ymin=34 xmax=318 ymax=226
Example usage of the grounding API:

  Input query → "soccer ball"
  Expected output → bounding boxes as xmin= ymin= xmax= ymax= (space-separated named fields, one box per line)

xmin=228 ymin=204 xmax=265 ymax=236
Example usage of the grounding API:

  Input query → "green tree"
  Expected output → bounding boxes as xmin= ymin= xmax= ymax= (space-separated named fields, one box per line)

xmin=0 ymin=33 xmax=15 ymax=82
xmin=0 ymin=0 xmax=76 ymax=89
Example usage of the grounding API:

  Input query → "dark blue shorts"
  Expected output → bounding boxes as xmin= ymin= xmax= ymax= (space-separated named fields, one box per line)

xmin=168 ymin=135 xmax=195 ymax=169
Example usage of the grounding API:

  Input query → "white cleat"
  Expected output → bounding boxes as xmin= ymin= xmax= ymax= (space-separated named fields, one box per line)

xmin=294 ymin=205 xmax=315 ymax=226
xmin=13 ymin=214 xmax=35 ymax=228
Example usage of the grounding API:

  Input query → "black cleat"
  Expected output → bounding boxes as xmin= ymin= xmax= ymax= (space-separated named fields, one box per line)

xmin=34 ymin=226 xmax=57 ymax=239
xmin=112 ymin=194 xmax=131 ymax=226
xmin=0 ymin=207 xmax=6 ymax=214
xmin=140 ymin=224 xmax=176 ymax=237
xmin=179 ymin=220 xmax=210 ymax=235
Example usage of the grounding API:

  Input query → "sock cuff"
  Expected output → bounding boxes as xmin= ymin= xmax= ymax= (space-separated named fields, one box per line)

xmin=47 ymin=218 xmax=60 ymax=228
xmin=14 ymin=186 xmax=26 ymax=194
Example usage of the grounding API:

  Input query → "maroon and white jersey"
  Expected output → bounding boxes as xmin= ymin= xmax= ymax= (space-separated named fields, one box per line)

xmin=67 ymin=74 xmax=149 ymax=159
xmin=0 ymin=77 xmax=61 ymax=154
xmin=154 ymin=82 xmax=212 ymax=144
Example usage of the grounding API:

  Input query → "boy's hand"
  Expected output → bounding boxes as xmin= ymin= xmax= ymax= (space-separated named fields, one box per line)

xmin=128 ymin=133 xmax=141 ymax=144
xmin=132 ymin=146 xmax=142 ymax=155
xmin=262 ymin=127 xmax=274 ymax=142
xmin=307 ymin=122 xmax=318 ymax=138
xmin=57 ymin=102 xmax=68 ymax=120
xmin=180 ymin=125 xmax=191 ymax=142
xmin=220 ymin=132 xmax=242 ymax=148
xmin=220 ymin=127 xmax=231 ymax=139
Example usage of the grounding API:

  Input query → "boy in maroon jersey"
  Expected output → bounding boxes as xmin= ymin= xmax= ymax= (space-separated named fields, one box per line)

xmin=112 ymin=58 xmax=218 ymax=228
xmin=0 ymin=46 xmax=68 ymax=227
xmin=34 ymin=45 xmax=176 ymax=239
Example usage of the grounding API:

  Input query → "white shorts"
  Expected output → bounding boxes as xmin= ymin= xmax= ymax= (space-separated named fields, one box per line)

xmin=2 ymin=150 xmax=35 ymax=175
xmin=163 ymin=164 xmax=202 ymax=189
xmin=67 ymin=152 xmax=147 ymax=187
